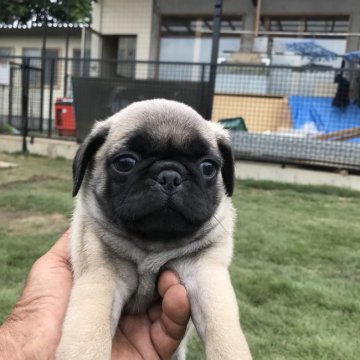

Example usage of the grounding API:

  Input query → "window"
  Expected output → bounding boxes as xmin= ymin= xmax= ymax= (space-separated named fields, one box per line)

xmin=0 ymin=48 xmax=11 ymax=85
xmin=22 ymin=48 xmax=59 ymax=86
xmin=160 ymin=16 xmax=242 ymax=63
xmin=257 ymin=16 xmax=349 ymax=67
xmin=161 ymin=17 xmax=242 ymax=36
xmin=260 ymin=16 xmax=349 ymax=37
xmin=0 ymin=48 xmax=11 ymax=62
xmin=72 ymin=49 xmax=91 ymax=76
xmin=117 ymin=36 xmax=136 ymax=77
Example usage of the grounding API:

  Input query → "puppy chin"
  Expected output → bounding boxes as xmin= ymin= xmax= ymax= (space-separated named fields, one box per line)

xmin=111 ymin=181 xmax=216 ymax=242
xmin=121 ymin=207 xmax=203 ymax=241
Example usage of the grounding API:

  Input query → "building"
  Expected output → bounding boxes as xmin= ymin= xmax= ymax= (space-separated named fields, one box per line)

xmin=0 ymin=0 xmax=359 ymax=140
xmin=0 ymin=23 xmax=85 ymax=83
xmin=1 ymin=1 xmax=359 ymax=84
xmin=0 ymin=23 xmax=88 ymax=131
xmin=90 ymin=0 xmax=360 ymax=67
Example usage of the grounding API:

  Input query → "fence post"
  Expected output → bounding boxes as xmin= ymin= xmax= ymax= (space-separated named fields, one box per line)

xmin=63 ymin=0 xmax=70 ymax=97
xmin=48 ymin=58 xmax=55 ymax=138
xmin=199 ymin=63 xmax=207 ymax=118
xmin=8 ymin=66 xmax=13 ymax=126
xmin=21 ymin=57 xmax=30 ymax=153
xmin=205 ymin=0 xmax=223 ymax=120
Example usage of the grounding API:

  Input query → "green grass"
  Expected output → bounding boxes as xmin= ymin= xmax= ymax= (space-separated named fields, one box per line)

xmin=0 ymin=153 xmax=73 ymax=321
xmin=0 ymin=152 xmax=359 ymax=359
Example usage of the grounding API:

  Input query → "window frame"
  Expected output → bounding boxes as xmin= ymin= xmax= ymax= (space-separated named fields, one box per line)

xmin=259 ymin=15 xmax=350 ymax=39
xmin=0 ymin=47 xmax=12 ymax=62
xmin=72 ymin=48 xmax=91 ymax=77
xmin=22 ymin=47 xmax=60 ymax=87
xmin=160 ymin=15 xmax=243 ymax=38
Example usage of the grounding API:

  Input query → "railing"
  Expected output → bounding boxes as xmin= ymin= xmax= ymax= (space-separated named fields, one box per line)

xmin=0 ymin=56 xmax=359 ymax=170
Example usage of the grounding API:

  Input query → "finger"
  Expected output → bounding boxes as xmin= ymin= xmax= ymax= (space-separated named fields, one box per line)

xmin=160 ymin=284 xmax=190 ymax=337
xmin=157 ymin=270 xmax=181 ymax=297
xmin=158 ymin=271 xmax=190 ymax=327
xmin=111 ymin=327 xmax=138 ymax=360
xmin=147 ymin=301 xmax=162 ymax=322
xmin=150 ymin=284 xmax=190 ymax=359
xmin=46 ymin=229 xmax=71 ymax=265
xmin=29 ymin=229 xmax=72 ymax=284
xmin=118 ymin=314 xmax=159 ymax=359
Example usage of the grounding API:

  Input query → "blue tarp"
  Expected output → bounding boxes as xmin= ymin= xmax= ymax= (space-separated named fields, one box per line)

xmin=343 ymin=51 xmax=360 ymax=62
xmin=285 ymin=41 xmax=338 ymax=61
xmin=285 ymin=41 xmax=360 ymax=63
xmin=288 ymin=96 xmax=360 ymax=143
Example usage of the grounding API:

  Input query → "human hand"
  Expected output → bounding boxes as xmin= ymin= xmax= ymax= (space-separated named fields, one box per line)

xmin=112 ymin=270 xmax=190 ymax=359
xmin=0 ymin=231 xmax=190 ymax=360
xmin=0 ymin=230 xmax=73 ymax=359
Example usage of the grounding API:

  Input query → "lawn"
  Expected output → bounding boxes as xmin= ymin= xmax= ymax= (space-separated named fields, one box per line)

xmin=0 ymin=152 xmax=359 ymax=359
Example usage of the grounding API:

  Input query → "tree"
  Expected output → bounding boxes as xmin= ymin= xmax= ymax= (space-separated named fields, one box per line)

xmin=0 ymin=0 xmax=92 ymax=25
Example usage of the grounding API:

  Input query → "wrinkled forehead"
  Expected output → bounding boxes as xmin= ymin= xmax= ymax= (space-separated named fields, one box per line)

xmin=105 ymin=105 xmax=218 ymax=157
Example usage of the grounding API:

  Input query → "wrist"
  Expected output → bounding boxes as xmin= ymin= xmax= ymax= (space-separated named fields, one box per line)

xmin=0 ymin=321 xmax=24 ymax=360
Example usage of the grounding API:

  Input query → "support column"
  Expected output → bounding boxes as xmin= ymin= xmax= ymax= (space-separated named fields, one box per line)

xmin=346 ymin=13 xmax=360 ymax=52
xmin=241 ymin=14 xmax=255 ymax=52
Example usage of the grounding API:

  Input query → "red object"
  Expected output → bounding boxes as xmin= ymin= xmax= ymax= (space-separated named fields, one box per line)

xmin=54 ymin=98 xmax=76 ymax=136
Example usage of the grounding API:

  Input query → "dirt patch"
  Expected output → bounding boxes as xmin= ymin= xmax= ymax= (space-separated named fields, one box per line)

xmin=0 ymin=175 xmax=66 ymax=188
xmin=0 ymin=209 xmax=25 ymax=223
xmin=5 ymin=213 xmax=69 ymax=235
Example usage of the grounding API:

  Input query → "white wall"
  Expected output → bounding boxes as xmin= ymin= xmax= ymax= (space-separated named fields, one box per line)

xmin=0 ymin=35 xmax=81 ymax=58
xmin=92 ymin=0 xmax=153 ymax=61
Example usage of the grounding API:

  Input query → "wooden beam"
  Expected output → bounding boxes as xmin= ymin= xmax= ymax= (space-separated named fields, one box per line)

xmin=254 ymin=0 xmax=262 ymax=37
xmin=314 ymin=126 xmax=360 ymax=141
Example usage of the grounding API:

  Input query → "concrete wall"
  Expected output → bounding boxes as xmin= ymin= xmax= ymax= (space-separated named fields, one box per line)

xmin=157 ymin=0 xmax=250 ymax=15
xmin=157 ymin=0 xmax=359 ymax=16
xmin=92 ymin=0 xmax=153 ymax=61
xmin=235 ymin=161 xmax=360 ymax=191
xmin=0 ymin=135 xmax=78 ymax=159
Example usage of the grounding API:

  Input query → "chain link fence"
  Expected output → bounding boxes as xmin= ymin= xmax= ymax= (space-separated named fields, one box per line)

xmin=0 ymin=55 xmax=360 ymax=170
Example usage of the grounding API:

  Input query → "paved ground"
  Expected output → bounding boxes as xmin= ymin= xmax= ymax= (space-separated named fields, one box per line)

xmin=0 ymin=161 xmax=17 ymax=169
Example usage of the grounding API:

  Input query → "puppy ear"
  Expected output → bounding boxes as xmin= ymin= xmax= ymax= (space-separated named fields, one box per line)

xmin=218 ymin=137 xmax=235 ymax=196
xmin=72 ymin=125 xmax=109 ymax=197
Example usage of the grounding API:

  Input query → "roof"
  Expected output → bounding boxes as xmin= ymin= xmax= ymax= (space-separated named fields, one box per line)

xmin=0 ymin=22 xmax=87 ymax=37
xmin=0 ymin=22 xmax=87 ymax=30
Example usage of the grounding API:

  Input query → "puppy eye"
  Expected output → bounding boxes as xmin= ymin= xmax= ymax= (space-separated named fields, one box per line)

xmin=200 ymin=160 xmax=217 ymax=178
xmin=114 ymin=156 xmax=137 ymax=172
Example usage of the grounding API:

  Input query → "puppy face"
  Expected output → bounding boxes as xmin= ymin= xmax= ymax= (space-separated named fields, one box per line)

xmin=73 ymin=99 xmax=234 ymax=243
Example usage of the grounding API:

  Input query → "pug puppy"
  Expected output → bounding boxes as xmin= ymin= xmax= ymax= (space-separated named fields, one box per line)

xmin=56 ymin=99 xmax=252 ymax=360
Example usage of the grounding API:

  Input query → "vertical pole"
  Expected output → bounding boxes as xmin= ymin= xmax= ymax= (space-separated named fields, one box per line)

xmin=80 ymin=26 xmax=86 ymax=76
xmin=21 ymin=58 xmax=30 ymax=153
xmin=40 ymin=0 xmax=47 ymax=133
xmin=48 ymin=59 xmax=55 ymax=138
xmin=199 ymin=63 xmax=206 ymax=117
xmin=205 ymin=0 xmax=223 ymax=120
xmin=8 ymin=67 xmax=13 ymax=125
xmin=63 ymin=0 xmax=70 ymax=97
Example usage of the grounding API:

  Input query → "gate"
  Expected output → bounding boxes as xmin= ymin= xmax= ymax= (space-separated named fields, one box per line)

xmin=8 ymin=59 xmax=42 ymax=135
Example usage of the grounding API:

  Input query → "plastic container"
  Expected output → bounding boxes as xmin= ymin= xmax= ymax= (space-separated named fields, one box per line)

xmin=218 ymin=117 xmax=247 ymax=131
xmin=54 ymin=98 xmax=76 ymax=136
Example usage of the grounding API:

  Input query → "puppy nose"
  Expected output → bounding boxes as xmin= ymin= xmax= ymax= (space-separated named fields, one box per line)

xmin=157 ymin=170 xmax=182 ymax=193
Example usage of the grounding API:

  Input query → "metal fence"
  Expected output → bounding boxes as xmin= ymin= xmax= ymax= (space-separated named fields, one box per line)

xmin=0 ymin=55 xmax=360 ymax=170
xmin=215 ymin=63 xmax=360 ymax=170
